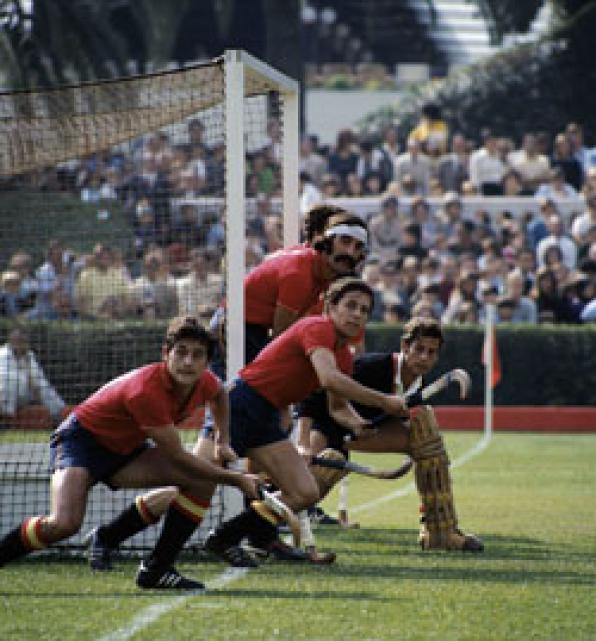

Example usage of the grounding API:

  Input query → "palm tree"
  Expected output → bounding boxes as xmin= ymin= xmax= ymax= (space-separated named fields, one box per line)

xmin=0 ymin=0 xmax=211 ymax=89
xmin=0 ymin=0 xmax=138 ymax=88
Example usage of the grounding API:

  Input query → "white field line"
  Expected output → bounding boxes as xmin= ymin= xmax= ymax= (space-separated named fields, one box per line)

xmin=97 ymin=567 xmax=248 ymax=641
xmin=350 ymin=431 xmax=492 ymax=515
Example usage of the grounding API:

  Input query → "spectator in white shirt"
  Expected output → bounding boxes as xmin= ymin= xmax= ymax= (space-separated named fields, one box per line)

xmin=571 ymin=194 xmax=596 ymax=246
xmin=368 ymin=195 xmax=402 ymax=260
xmin=299 ymin=171 xmax=323 ymax=216
xmin=536 ymin=213 xmax=578 ymax=271
xmin=535 ymin=166 xmax=579 ymax=201
xmin=503 ymin=268 xmax=538 ymax=323
xmin=508 ymin=133 xmax=551 ymax=192
xmin=0 ymin=326 xmax=66 ymax=429
xmin=299 ymin=135 xmax=327 ymax=187
xmin=176 ymin=248 xmax=223 ymax=323
xmin=469 ymin=129 xmax=507 ymax=195
xmin=394 ymin=138 xmax=431 ymax=196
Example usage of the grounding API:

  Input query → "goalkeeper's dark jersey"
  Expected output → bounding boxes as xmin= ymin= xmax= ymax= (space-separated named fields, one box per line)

xmin=296 ymin=352 xmax=396 ymax=426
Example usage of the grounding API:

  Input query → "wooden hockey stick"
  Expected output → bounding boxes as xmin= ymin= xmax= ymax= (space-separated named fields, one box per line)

xmin=311 ymin=455 xmax=413 ymax=480
xmin=404 ymin=368 xmax=471 ymax=408
xmin=344 ymin=368 xmax=471 ymax=442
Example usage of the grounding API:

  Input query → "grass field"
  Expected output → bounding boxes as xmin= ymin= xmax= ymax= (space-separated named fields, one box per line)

xmin=1 ymin=431 xmax=595 ymax=641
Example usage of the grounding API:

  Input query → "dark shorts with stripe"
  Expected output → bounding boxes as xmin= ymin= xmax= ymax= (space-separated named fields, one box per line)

xmin=227 ymin=378 xmax=287 ymax=457
xmin=49 ymin=414 xmax=150 ymax=488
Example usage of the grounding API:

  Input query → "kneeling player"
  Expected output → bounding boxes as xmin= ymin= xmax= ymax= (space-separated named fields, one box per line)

xmin=296 ymin=317 xmax=483 ymax=552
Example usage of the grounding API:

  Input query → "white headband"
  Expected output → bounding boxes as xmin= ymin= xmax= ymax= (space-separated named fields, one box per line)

xmin=324 ymin=224 xmax=368 ymax=244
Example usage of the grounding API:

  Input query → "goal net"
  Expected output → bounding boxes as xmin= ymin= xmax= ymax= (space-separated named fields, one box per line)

xmin=0 ymin=50 xmax=299 ymax=554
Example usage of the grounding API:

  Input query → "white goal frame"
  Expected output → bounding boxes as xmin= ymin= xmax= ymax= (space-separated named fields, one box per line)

xmin=224 ymin=49 xmax=300 ymax=380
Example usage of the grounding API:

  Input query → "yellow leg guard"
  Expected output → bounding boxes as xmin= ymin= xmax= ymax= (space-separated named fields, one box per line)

xmin=309 ymin=448 xmax=348 ymax=499
xmin=410 ymin=406 xmax=483 ymax=552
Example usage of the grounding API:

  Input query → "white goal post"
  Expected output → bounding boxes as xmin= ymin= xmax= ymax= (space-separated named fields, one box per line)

xmin=0 ymin=49 xmax=300 ymax=551
xmin=223 ymin=49 xmax=300 ymax=380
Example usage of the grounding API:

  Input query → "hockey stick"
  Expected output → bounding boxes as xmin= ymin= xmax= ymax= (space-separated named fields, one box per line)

xmin=345 ymin=368 xmax=471 ymax=442
xmin=260 ymin=487 xmax=301 ymax=547
xmin=311 ymin=455 xmax=413 ymax=480
xmin=405 ymin=367 xmax=471 ymax=408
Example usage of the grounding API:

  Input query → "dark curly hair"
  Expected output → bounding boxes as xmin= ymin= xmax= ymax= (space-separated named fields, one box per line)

xmin=164 ymin=315 xmax=216 ymax=359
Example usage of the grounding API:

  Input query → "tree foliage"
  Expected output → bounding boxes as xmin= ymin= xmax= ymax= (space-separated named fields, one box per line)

xmin=360 ymin=1 xmax=596 ymax=144
xmin=475 ymin=0 xmax=543 ymax=43
xmin=0 ymin=0 xmax=136 ymax=88
xmin=0 ymin=0 xmax=300 ymax=90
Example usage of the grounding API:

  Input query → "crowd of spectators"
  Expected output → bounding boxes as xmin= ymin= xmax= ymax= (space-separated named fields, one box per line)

xmin=1 ymin=110 xmax=596 ymax=330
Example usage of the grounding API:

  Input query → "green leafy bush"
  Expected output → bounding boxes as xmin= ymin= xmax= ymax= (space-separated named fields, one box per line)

xmin=0 ymin=320 xmax=594 ymax=407
xmin=359 ymin=39 xmax=595 ymax=144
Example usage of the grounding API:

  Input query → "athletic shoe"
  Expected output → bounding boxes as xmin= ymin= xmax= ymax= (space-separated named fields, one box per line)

xmin=83 ymin=527 xmax=113 ymax=571
xmin=136 ymin=561 xmax=205 ymax=590
xmin=309 ymin=506 xmax=340 ymax=526
xmin=203 ymin=531 xmax=259 ymax=568
xmin=305 ymin=546 xmax=337 ymax=565
xmin=461 ymin=531 xmax=484 ymax=552
xmin=266 ymin=539 xmax=309 ymax=561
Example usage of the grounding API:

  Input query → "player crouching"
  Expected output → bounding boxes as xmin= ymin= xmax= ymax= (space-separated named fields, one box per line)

xmin=296 ymin=317 xmax=483 ymax=553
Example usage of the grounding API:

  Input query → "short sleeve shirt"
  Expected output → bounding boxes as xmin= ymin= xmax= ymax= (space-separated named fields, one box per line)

xmin=75 ymin=363 xmax=220 ymax=454
xmin=240 ymin=316 xmax=353 ymax=408
xmin=244 ymin=247 xmax=329 ymax=327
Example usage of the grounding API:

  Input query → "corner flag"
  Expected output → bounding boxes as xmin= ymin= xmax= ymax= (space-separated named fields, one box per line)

xmin=482 ymin=326 xmax=501 ymax=388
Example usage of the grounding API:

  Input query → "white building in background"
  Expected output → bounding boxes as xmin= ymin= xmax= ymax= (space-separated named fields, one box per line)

xmin=408 ymin=0 xmax=552 ymax=68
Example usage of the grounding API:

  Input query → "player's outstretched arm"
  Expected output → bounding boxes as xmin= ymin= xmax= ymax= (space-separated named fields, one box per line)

xmin=326 ymin=391 xmax=370 ymax=439
xmin=147 ymin=425 xmax=258 ymax=497
xmin=310 ymin=347 xmax=406 ymax=416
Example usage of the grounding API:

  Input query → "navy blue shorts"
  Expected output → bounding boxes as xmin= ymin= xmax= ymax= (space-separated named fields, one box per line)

xmin=49 ymin=414 xmax=149 ymax=487
xmin=228 ymin=378 xmax=287 ymax=457
xmin=245 ymin=323 xmax=270 ymax=364
xmin=312 ymin=418 xmax=352 ymax=455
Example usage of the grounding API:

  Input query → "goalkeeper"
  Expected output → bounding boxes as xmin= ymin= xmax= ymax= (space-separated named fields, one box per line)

xmin=297 ymin=316 xmax=484 ymax=552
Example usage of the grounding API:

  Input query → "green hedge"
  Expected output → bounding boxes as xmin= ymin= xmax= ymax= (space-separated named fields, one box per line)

xmin=0 ymin=320 xmax=166 ymax=405
xmin=366 ymin=323 xmax=596 ymax=406
xmin=1 ymin=320 xmax=595 ymax=407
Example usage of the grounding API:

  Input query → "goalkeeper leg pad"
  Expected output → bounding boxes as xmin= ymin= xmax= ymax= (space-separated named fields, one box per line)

xmin=309 ymin=448 xmax=348 ymax=499
xmin=410 ymin=406 xmax=483 ymax=552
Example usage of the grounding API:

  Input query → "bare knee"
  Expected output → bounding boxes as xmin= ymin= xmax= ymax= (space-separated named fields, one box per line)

xmin=46 ymin=513 xmax=83 ymax=540
xmin=284 ymin=476 xmax=319 ymax=511
xmin=180 ymin=478 xmax=217 ymax=503
xmin=142 ymin=487 xmax=178 ymax=516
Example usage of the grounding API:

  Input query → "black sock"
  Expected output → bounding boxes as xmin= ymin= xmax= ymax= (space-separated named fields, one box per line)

xmin=213 ymin=505 xmax=277 ymax=549
xmin=99 ymin=503 xmax=153 ymax=549
xmin=0 ymin=525 xmax=29 ymax=567
xmin=146 ymin=506 xmax=198 ymax=569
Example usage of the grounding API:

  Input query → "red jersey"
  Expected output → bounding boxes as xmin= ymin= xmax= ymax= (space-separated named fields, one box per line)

xmin=244 ymin=246 xmax=330 ymax=327
xmin=240 ymin=316 xmax=353 ymax=408
xmin=75 ymin=363 xmax=220 ymax=454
